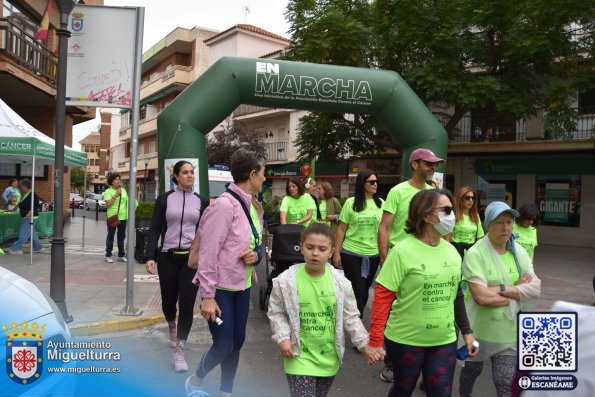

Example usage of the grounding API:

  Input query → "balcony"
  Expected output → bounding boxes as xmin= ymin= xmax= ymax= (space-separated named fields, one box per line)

xmin=140 ymin=65 xmax=193 ymax=101
xmin=265 ymin=141 xmax=288 ymax=161
xmin=436 ymin=113 xmax=527 ymax=143
xmin=0 ymin=17 xmax=56 ymax=84
xmin=119 ymin=113 xmax=158 ymax=141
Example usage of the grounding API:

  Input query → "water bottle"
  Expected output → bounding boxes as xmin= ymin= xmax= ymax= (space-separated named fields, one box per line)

xmin=456 ymin=340 xmax=479 ymax=360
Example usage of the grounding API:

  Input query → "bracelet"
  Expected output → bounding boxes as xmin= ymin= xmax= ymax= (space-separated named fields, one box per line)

xmin=461 ymin=328 xmax=474 ymax=335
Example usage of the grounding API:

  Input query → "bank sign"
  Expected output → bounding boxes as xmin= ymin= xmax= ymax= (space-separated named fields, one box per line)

xmin=254 ymin=62 xmax=374 ymax=107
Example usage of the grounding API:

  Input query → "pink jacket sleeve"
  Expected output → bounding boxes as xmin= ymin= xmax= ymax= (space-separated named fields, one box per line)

xmin=194 ymin=198 xmax=234 ymax=299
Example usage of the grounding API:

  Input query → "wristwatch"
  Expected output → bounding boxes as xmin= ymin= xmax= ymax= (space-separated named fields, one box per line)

xmin=499 ymin=284 xmax=506 ymax=295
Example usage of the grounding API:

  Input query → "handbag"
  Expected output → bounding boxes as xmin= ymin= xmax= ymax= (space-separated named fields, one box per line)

xmin=107 ymin=191 xmax=121 ymax=228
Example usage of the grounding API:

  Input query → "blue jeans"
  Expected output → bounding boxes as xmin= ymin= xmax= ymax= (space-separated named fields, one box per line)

xmin=195 ymin=287 xmax=251 ymax=393
xmin=11 ymin=218 xmax=43 ymax=251
xmin=105 ymin=219 xmax=127 ymax=257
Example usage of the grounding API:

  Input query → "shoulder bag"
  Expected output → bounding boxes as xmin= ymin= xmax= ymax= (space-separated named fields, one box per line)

xmin=107 ymin=192 xmax=121 ymax=228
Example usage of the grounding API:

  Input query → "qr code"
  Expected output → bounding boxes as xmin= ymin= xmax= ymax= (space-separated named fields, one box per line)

xmin=518 ymin=312 xmax=577 ymax=371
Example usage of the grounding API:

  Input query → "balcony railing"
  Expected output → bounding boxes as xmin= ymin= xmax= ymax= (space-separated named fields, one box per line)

xmin=265 ymin=141 xmax=288 ymax=161
xmin=572 ymin=107 xmax=595 ymax=139
xmin=0 ymin=17 xmax=56 ymax=83
xmin=436 ymin=113 xmax=526 ymax=143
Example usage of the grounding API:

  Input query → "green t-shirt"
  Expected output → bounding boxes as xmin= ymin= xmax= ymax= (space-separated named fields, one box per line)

xmin=319 ymin=200 xmax=327 ymax=221
xmin=339 ymin=197 xmax=384 ymax=256
xmin=376 ymin=235 xmax=461 ymax=346
xmin=513 ymin=224 xmax=537 ymax=261
xmin=103 ymin=187 xmax=131 ymax=220
xmin=382 ymin=181 xmax=432 ymax=246
xmin=464 ymin=251 xmax=520 ymax=344
xmin=452 ymin=214 xmax=484 ymax=244
xmin=280 ymin=194 xmax=316 ymax=225
xmin=284 ymin=265 xmax=339 ymax=377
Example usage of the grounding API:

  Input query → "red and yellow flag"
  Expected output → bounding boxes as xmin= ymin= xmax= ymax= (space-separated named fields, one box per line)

xmin=34 ymin=0 xmax=52 ymax=41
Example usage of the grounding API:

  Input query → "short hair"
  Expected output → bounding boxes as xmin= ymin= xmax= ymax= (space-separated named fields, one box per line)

xmin=286 ymin=177 xmax=305 ymax=196
xmin=405 ymin=189 xmax=454 ymax=237
xmin=107 ymin=173 xmax=121 ymax=185
xmin=19 ymin=178 xmax=31 ymax=189
xmin=300 ymin=222 xmax=335 ymax=247
xmin=230 ymin=149 xmax=264 ymax=183
xmin=172 ymin=160 xmax=193 ymax=185
xmin=517 ymin=203 xmax=541 ymax=226
xmin=319 ymin=181 xmax=334 ymax=200
xmin=8 ymin=179 xmax=17 ymax=186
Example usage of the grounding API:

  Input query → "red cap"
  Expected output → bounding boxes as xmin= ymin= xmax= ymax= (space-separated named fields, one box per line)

xmin=409 ymin=148 xmax=445 ymax=164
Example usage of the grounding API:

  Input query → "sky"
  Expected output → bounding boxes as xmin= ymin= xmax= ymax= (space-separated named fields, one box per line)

xmin=72 ymin=0 xmax=290 ymax=149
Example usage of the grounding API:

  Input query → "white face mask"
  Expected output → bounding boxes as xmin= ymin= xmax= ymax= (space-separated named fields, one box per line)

xmin=432 ymin=210 xmax=456 ymax=236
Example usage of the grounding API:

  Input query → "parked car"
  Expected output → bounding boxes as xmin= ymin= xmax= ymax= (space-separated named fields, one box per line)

xmin=84 ymin=194 xmax=107 ymax=211
xmin=69 ymin=193 xmax=84 ymax=208
xmin=0 ymin=266 xmax=76 ymax=396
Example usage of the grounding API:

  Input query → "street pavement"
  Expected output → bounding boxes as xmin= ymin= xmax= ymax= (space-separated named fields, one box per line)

xmin=1 ymin=214 xmax=594 ymax=396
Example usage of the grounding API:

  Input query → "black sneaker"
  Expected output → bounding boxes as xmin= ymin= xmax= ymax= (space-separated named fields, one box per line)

xmin=379 ymin=365 xmax=394 ymax=383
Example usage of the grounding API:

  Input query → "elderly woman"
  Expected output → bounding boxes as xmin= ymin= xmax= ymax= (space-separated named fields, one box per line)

xmin=459 ymin=201 xmax=541 ymax=397
xmin=368 ymin=189 xmax=478 ymax=396
xmin=280 ymin=177 xmax=316 ymax=226
xmin=186 ymin=149 xmax=265 ymax=397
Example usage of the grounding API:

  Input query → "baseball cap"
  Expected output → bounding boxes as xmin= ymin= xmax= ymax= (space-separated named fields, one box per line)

xmin=484 ymin=201 xmax=520 ymax=230
xmin=409 ymin=148 xmax=445 ymax=164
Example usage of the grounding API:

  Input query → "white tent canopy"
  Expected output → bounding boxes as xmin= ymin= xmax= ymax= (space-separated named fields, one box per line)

xmin=0 ymin=98 xmax=87 ymax=166
xmin=0 ymin=98 xmax=87 ymax=264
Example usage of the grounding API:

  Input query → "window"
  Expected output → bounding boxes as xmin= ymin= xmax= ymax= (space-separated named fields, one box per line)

xmin=477 ymin=175 xmax=517 ymax=217
xmin=149 ymin=142 xmax=156 ymax=153
xmin=88 ymin=159 xmax=93 ymax=166
xmin=90 ymin=146 xmax=95 ymax=152
xmin=578 ymin=89 xmax=595 ymax=114
xmin=95 ymin=159 xmax=100 ymax=166
xmin=536 ymin=176 xmax=581 ymax=227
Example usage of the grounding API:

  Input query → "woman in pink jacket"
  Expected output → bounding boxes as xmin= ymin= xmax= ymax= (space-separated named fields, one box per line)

xmin=186 ymin=149 xmax=265 ymax=397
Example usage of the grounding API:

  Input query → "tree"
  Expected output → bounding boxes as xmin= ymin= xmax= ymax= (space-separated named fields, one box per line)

xmin=70 ymin=167 xmax=93 ymax=193
xmin=283 ymin=0 xmax=393 ymax=162
xmin=284 ymin=0 xmax=595 ymax=158
xmin=206 ymin=117 xmax=266 ymax=166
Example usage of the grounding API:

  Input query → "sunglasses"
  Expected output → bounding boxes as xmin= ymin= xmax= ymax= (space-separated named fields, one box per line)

xmin=435 ymin=206 xmax=454 ymax=215
xmin=463 ymin=195 xmax=475 ymax=201
xmin=365 ymin=180 xmax=378 ymax=185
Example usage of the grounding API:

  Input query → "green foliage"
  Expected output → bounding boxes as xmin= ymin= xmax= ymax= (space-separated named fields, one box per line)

xmin=544 ymin=104 xmax=579 ymax=140
xmin=284 ymin=0 xmax=595 ymax=156
xmin=70 ymin=167 xmax=93 ymax=193
xmin=135 ymin=201 xmax=155 ymax=220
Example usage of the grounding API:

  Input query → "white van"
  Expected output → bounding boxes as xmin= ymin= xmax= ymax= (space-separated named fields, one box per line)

xmin=208 ymin=166 xmax=233 ymax=202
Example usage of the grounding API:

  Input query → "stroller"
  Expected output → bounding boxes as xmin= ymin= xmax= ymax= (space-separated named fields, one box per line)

xmin=258 ymin=223 xmax=305 ymax=310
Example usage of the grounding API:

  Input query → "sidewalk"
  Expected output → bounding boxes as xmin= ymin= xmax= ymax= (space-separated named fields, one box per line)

xmin=1 ymin=217 xmax=594 ymax=336
xmin=0 ymin=216 xmax=166 ymax=335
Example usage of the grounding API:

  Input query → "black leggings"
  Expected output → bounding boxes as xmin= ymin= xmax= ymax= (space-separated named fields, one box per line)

xmin=340 ymin=252 xmax=380 ymax=317
xmin=156 ymin=251 xmax=198 ymax=341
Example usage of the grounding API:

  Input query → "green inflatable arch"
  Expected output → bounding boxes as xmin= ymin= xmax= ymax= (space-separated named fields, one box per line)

xmin=157 ymin=57 xmax=447 ymax=195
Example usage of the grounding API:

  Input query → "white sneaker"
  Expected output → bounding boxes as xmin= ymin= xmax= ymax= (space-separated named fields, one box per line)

xmin=185 ymin=376 xmax=209 ymax=397
xmin=118 ymin=256 xmax=127 ymax=262
xmin=105 ymin=257 xmax=114 ymax=263
xmin=33 ymin=247 xmax=46 ymax=253
xmin=9 ymin=249 xmax=23 ymax=255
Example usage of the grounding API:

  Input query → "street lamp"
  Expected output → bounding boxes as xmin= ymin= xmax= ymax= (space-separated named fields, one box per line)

xmin=50 ymin=0 xmax=76 ymax=323
xmin=143 ymin=158 xmax=149 ymax=201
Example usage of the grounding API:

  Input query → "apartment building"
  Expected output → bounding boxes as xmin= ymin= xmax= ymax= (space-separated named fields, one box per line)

xmin=79 ymin=130 xmax=99 ymax=185
xmin=0 ymin=0 xmax=100 ymax=205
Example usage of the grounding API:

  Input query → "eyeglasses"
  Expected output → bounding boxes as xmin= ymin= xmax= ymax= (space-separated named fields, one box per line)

xmin=365 ymin=180 xmax=378 ymax=185
xmin=434 ymin=206 xmax=454 ymax=215
xmin=463 ymin=195 xmax=475 ymax=201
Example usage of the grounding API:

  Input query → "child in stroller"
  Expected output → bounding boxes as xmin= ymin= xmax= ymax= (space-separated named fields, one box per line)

xmin=259 ymin=223 xmax=305 ymax=310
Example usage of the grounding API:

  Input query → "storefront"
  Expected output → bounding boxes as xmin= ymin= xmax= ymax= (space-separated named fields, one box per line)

xmin=473 ymin=157 xmax=595 ymax=247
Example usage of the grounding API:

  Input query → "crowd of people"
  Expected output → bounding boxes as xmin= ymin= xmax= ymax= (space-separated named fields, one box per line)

xmin=135 ymin=147 xmax=541 ymax=397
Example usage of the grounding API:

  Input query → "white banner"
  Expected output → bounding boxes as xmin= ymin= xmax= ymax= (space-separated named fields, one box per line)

xmin=66 ymin=5 xmax=136 ymax=108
